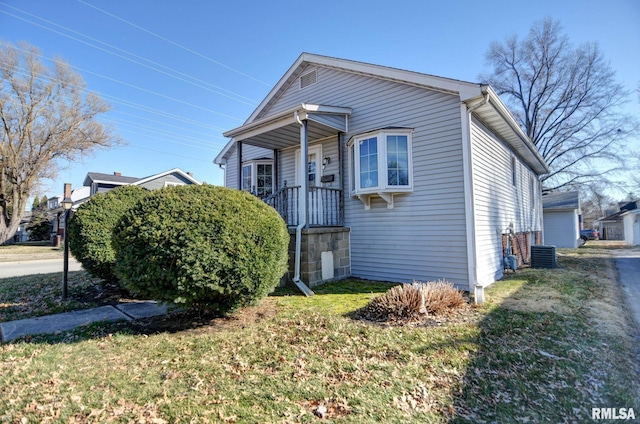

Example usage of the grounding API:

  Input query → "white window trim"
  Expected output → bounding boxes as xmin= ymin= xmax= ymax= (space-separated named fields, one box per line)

xmin=241 ymin=159 xmax=274 ymax=197
xmin=164 ymin=181 xmax=183 ymax=187
xmin=347 ymin=129 xmax=414 ymax=209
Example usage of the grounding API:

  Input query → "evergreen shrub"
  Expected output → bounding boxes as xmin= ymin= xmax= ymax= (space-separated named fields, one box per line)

xmin=113 ymin=185 xmax=289 ymax=313
xmin=68 ymin=185 xmax=150 ymax=282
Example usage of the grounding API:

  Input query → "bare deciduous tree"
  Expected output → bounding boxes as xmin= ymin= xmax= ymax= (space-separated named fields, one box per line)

xmin=481 ymin=18 xmax=638 ymax=191
xmin=0 ymin=41 xmax=118 ymax=244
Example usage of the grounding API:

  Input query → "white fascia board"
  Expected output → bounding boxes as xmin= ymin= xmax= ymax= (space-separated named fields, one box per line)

xmin=245 ymin=53 xmax=309 ymax=123
xmin=300 ymin=103 xmax=352 ymax=115
xmin=485 ymin=87 xmax=549 ymax=174
xmin=214 ymin=140 xmax=234 ymax=164
xmin=245 ymin=53 xmax=482 ymax=124
xmin=305 ymin=53 xmax=483 ymax=99
xmin=225 ymin=104 xmax=351 ymax=141
xmin=134 ymin=168 xmax=202 ymax=186
xmin=225 ymin=113 xmax=298 ymax=142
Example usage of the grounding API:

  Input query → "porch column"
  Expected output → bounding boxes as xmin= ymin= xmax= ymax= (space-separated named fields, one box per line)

xmin=273 ymin=149 xmax=278 ymax=191
xmin=236 ymin=141 xmax=242 ymax=190
xmin=300 ymin=120 xmax=309 ymax=227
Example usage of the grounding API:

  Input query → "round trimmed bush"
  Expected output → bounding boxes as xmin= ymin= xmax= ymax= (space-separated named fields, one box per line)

xmin=112 ymin=184 xmax=289 ymax=313
xmin=68 ymin=185 xmax=150 ymax=283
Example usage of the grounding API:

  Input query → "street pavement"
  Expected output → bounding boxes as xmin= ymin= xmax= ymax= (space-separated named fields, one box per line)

xmin=614 ymin=249 xmax=640 ymax=339
xmin=0 ymin=258 xmax=83 ymax=278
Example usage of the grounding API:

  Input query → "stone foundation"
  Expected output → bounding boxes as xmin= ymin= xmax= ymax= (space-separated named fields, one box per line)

xmin=284 ymin=227 xmax=351 ymax=288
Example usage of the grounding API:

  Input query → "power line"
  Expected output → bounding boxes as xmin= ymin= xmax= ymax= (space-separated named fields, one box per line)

xmin=108 ymin=109 xmax=223 ymax=140
xmin=10 ymin=64 xmax=235 ymax=135
xmin=0 ymin=3 xmax=260 ymax=106
xmin=76 ymin=0 xmax=271 ymax=87
xmin=114 ymin=118 xmax=221 ymax=150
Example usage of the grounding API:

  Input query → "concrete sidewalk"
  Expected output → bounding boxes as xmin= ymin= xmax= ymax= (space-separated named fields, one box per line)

xmin=0 ymin=301 xmax=172 ymax=342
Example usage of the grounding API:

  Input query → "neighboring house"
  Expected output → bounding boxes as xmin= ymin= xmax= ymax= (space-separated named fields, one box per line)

xmin=542 ymin=191 xmax=581 ymax=248
xmin=15 ymin=212 xmax=31 ymax=242
xmin=47 ymin=168 xmax=200 ymax=244
xmin=83 ymin=168 xmax=200 ymax=196
xmin=598 ymin=200 xmax=640 ymax=245
xmin=214 ymin=53 xmax=549 ymax=302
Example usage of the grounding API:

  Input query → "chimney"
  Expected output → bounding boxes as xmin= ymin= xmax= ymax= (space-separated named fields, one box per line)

xmin=114 ymin=172 xmax=122 ymax=176
xmin=63 ymin=183 xmax=72 ymax=199
xmin=187 ymin=171 xmax=194 ymax=177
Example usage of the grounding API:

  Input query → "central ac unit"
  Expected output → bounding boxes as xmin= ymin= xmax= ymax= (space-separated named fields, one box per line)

xmin=531 ymin=245 xmax=557 ymax=269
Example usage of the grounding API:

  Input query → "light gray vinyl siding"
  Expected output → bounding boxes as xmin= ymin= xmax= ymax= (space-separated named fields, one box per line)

xmin=262 ymin=67 xmax=468 ymax=286
xmin=224 ymin=144 xmax=273 ymax=189
xmin=137 ymin=173 xmax=192 ymax=190
xmin=470 ymin=116 xmax=542 ymax=286
xmin=253 ymin=65 xmax=470 ymax=286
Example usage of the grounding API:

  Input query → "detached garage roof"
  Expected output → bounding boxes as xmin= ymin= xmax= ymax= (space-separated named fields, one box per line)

xmin=542 ymin=191 xmax=580 ymax=211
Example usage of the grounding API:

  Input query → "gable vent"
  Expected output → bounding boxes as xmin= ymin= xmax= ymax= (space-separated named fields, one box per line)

xmin=300 ymin=70 xmax=317 ymax=89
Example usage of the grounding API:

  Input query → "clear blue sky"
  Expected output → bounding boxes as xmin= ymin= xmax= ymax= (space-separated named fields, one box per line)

xmin=2 ymin=0 xmax=639 ymax=199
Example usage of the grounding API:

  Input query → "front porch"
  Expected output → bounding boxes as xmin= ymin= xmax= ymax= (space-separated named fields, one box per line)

xmin=222 ymin=103 xmax=353 ymax=293
xmin=264 ymin=184 xmax=343 ymax=227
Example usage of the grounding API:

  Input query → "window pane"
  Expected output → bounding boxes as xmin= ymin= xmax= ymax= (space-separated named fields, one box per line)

xmin=386 ymin=135 xmax=409 ymax=186
xmin=255 ymin=163 xmax=273 ymax=197
xmin=388 ymin=170 xmax=398 ymax=185
xmin=359 ymin=137 xmax=378 ymax=189
xmin=242 ymin=165 xmax=252 ymax=191
xmin=387 ymin=136 xmax=397 ymax=154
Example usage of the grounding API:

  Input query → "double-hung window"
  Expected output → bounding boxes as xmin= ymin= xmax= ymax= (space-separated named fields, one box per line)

xmin=241 ymin=160 xmax=274 ymax=198
xmin=348 ymin=129 xmax=413 ymax=207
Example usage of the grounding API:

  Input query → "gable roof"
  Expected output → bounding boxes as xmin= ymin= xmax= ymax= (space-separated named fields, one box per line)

xmin=83 ymin=169 xmax=200 ymax=187
xmin=134 ymin=168 xmax=201 ymax=186
xmin=599 ymin=200 xmax=640 ymax=222
xmin=215 ymin=53 xmax=549 ymax=175
xmin=542 ymin=191 xmax=580 ymax=211
xmin=83 ymin=172 xmax=139 ymax=186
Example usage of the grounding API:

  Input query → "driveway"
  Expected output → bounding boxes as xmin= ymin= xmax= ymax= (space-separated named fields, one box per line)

xmin=614 ymin=248 xmax=640 ymax=341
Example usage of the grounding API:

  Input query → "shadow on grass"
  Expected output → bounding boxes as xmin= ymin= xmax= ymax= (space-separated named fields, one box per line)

xmin=449 ymin=265 xmax=640 ymax=423
xmin=11 ymin=279 xmax=394 ymax=346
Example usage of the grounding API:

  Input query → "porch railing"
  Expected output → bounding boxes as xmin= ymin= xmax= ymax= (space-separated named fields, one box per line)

xmin=264 ymin=185 xmax=343 ymax=227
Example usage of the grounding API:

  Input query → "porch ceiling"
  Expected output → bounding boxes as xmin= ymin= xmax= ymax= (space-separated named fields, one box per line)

xmin=223 ymin=104 xmax=351 ymax=150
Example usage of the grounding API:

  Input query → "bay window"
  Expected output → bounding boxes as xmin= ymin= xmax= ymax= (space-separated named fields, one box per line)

xmin=348 ymin=129 xmax=413 ymax=207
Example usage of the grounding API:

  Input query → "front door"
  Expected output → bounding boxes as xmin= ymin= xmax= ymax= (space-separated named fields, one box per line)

xmin=296 ymin=145 xmax=322 ymax=187
xmin=296 ymin=145 xmax=322 ymax=224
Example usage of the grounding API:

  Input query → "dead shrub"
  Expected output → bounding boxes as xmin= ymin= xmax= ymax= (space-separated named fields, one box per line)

xmin=360 ymin=281 xmax=467 ymax=322
xmin=421 ymin=280 xmax=467 ymax=315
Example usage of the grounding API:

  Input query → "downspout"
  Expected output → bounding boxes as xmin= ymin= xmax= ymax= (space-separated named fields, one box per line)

xmin=463 ymin=90 xmax=489 ymax=304
xmin=236 ymin=141 xmax=243 ymax=190
xmin=292 ymin=111 xmax=314 ymax=296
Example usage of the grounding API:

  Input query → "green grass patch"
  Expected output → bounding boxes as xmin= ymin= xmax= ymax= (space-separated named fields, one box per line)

xmin=273 ymin=279 xmax=393 ymax=315
xmin=1 ymin=252 xmax=639 ymax=422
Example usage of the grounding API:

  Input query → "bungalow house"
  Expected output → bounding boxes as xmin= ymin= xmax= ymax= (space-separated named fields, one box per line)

xmin=48 ymin=168 xmax=200 ymax=245
xmin=542 ymin=191 xmax=581 ymax=248
xmin=214 ymin=53 xmax=549 ymax=302
xmin=83 ymin=168 xmax=200 ymax=196
xmin=598 ymin=200 xmax=640 ymax=245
